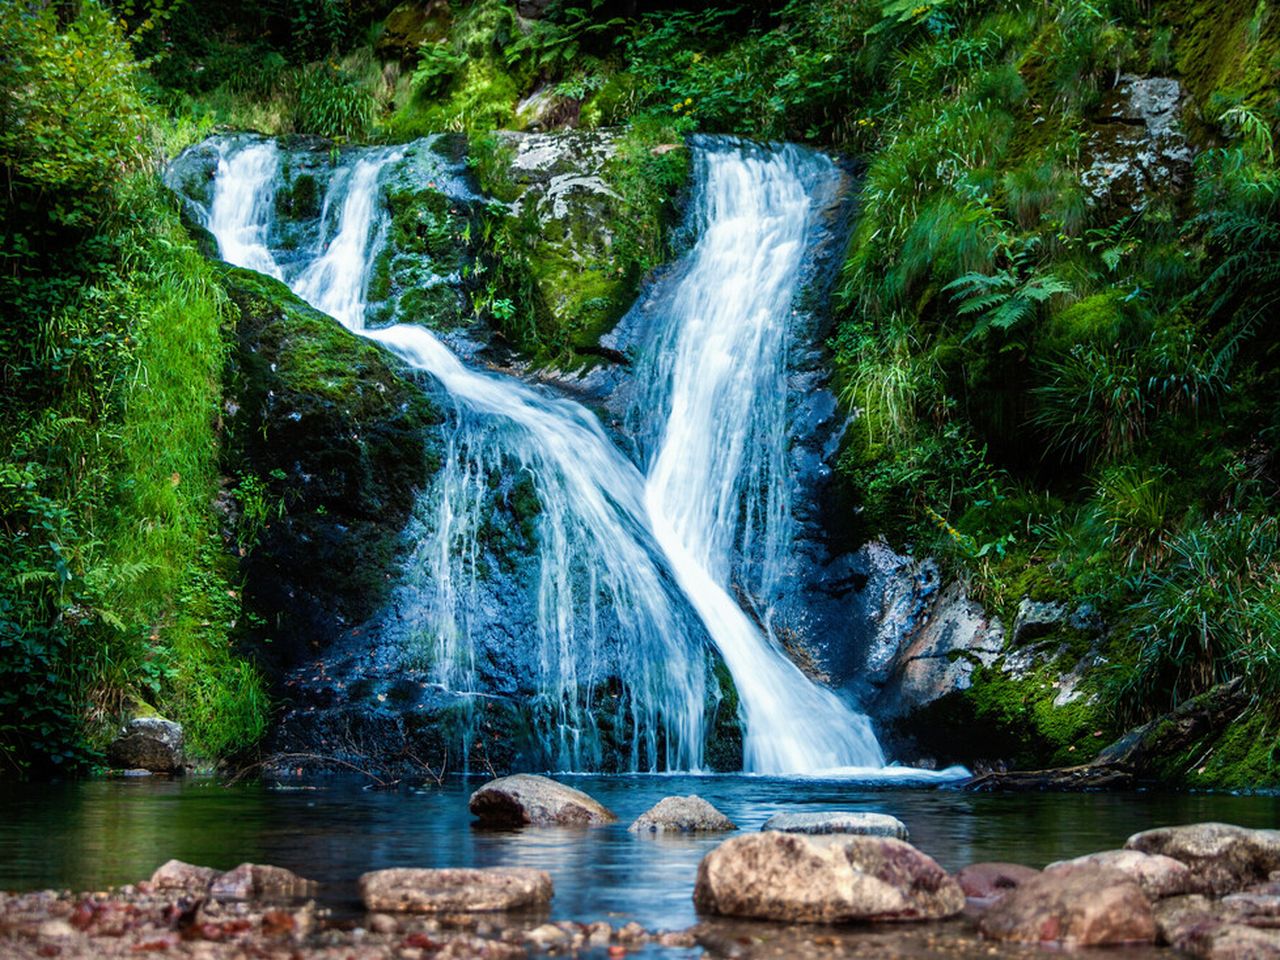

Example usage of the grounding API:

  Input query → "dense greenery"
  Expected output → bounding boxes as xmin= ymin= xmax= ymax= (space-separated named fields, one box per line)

xmin=4 ymin=0 xmax=1280 ymax=782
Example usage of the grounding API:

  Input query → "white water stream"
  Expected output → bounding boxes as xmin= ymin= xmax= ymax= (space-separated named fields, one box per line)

xmin=202 ymin=136 xmax=952 ymax=777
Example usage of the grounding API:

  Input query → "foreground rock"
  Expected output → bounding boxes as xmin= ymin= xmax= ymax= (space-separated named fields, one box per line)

xmin=208 ymin=863 xmax=315 ymax=900
xmin=1156 ymin=893 xmax=1280 ymax=958
xmin=1047 ymin=848 xmax=1203 ymax=899
xmin=977 ymin=865 xmax=1156 ymax=946
xmin=629 ymin=796 xmax=736 ymax=833
xmin=1126 ymin=823 xmax=1280 ymax=895
xmin=761 ymin=811 xmax=908 ymax=840
xmin=360 ymin=867 xmax=552 ymax=913
xmin=693 ymin=832 xmax=963 ymax=923
xmin=105 ymin=718 xmax=184 ymax=773
xmin=469 ymin=774 xmax=617 ymax=826
xmin=954 ymin=862 xmax=1039 ymax=900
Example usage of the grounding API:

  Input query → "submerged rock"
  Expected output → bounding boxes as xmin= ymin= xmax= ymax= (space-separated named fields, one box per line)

xmin=761 ymin=811 xmax=908 ymax=840
xmin=954 ymin=862 xmax=1040 ymax=900
xmin=105 ymin=718 xmax=184 ymax=773
xmin=1126 ymin=822 xmax=1280 ymax=896
xmin=359 ymin=867 xmax=553 ymax=913
xmin=629 ymin=796 xmax=736 ymax=833
xmin=209 ymin=863 xmax=315 ymax=900
xmin=693 ymin=832 xmax=963 ymax=923
xmin=469 ymin=774 xmax=617 ymax=826
xmin=1046 ymin=848 xmax=1204 ymax=899
xmin=977 ymin=865 xmax=1156 ymax=946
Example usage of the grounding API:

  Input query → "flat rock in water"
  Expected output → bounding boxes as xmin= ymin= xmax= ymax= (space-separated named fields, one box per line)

xmin=693 ymin=832 xmax=963 ymax=923
xmin=105 ymin=718 xmax=184 ymax=773
xmin=359 ymin=867 xmax=553 ymax=913
xmin=954 ymin=862 xmax=1039 ymax=900
xmin=469 ymin=774 xmax=616 ymax=826
xmin=978 ymin=865 xmax=1156 ymax=946
xmin=1126 ymin=823 xmax=1280 ymax=896
xmin=629 ymin=796 xmax=736 ymax=833
xmin=148 ymin=859 xmax=221 ymax=892
xmin=1047 ymin=848 xmax=1204 ymax=899
xmin=761 ymin=811 xmax=909 ymax=840
xmin=209 ymin=863 xmax=315 ymax=900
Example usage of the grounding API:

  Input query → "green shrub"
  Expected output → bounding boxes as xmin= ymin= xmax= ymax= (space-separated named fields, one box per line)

xmin=292 ymin=62 xmax=377 ymax=140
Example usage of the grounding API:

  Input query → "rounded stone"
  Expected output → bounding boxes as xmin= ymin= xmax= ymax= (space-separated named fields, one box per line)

xmin=359 ymin=867 xmax=553 ymax=913
xmin=629 ymin=796 xmax=736 ymax=833
xmin=760 ymin=811 xmax=909 ymax=840
xmin=955 ymin=862 xmax=1040 ymax=900
xmin=978 ymin=865 xmax=1157 ymax=946
xmin=1046 ymin=849 xmax=1205 ymax=899
xmin=468 ymin=774 xmax=617 ymax=826
xmin=1126 ymin=823 xmax=1280 ymax=896
xmin=105 ymin=718 xmax=184 ymax=774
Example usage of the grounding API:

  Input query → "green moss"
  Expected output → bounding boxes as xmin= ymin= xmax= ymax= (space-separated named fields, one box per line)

xmin=1179 ymin=709 xmax=1280 ymax=789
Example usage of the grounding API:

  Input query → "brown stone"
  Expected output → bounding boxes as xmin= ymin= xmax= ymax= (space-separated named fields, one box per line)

xmin=1126 ymin=823 xmax=1280 ymax=895
xmin=358 ymin=867 xmax=553 ymax=913
xmin=977 ymin=865 xmax=1156 ymax=946
xmin=468 ymin=774 xmax=616 ymax=826
xmin=693 ymin=832 xmax=964 ymax=923
xmin=208 ymin=863 xmax=314 ymax=900
xmin=1047 ymin=849 xmax=1204 ymax=899
xmin=954 ymin=862 xmax=1040 ymax=900
xmin=147 ymin=859 xmax=220 ymax=893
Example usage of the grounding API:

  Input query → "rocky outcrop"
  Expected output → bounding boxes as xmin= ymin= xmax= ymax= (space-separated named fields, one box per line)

xmin=955 ymin=862 xmax=1039 ymax=900
xmin=760 ymin=812 xmax=908 ymax=840
xmin=1126 ymin=823 xmax=1280 ymax=896
xmin=1010 ymin=598 xmax=1067 ymax=646
xmin=1081 ymin=75 xmax=1194 ymax=211
xmin=629 ymin=796 xmax=736 ymax=833
xmin=468 ymin=774 xmax=617 ymax=826
xmin=1046 ymin=849 xmax=1204 ymax=899
xmin=374 ymin=0 xmax=451 ymax=62
xmin=105 ymin=718 xmax=184 ymax=773
xmin=693 ymin=833 xmax=964 ymax=923
xmin=977 ymin=866 xmax=1157 ymax=946
xmin=359 ymin=867 xmax=553 ymax=912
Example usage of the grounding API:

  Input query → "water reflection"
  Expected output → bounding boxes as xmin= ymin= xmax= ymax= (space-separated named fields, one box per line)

xmin=2 ymin=775 xmax=1277 ymax=931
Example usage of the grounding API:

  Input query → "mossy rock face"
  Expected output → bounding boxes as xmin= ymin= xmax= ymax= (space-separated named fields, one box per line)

xmin=218 ymin=265 xmax=443 ymax=669
xmin=376 ymin=0 xmax=453 ymax=63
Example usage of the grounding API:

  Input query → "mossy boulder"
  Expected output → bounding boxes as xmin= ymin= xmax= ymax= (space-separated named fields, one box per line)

xmin=218 ymin=265 xmax=442 ymax=668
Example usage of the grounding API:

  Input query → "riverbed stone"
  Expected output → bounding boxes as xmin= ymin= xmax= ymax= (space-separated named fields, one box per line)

xmin=1126 ymin=823 xmax=1280 ymax=895
xmin=629 ymin=796 xmax=736 ymax=833
xmin=359 ymin=867 xmax=553 ymax=913
xmin=468 ymin=774 xmax=617 ymax=826
xmin=977 ymin=865 xmax=1156 ymax=946
xmin=760 ymin=811 xmax=909 ymax=840
xmin=954 ymin=862 xmax=1040 ymax=900
xmin=148 ymin=859 xmax=221 ymax=893
xmin=1181 ymin=923 xmax=1280 ymax=960
xmin=209 ymin=863 xmax=315 ymax=900
xmin=105 ymin=717 xmax=184 ymax=773
xmin=693 ymin=832 xmax=964 ymax=923
xmin=1046 ymin=849 xmax=1203 ymax=899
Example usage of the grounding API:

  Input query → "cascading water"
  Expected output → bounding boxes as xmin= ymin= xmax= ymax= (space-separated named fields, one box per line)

xmin=191 ymin=134 xmax=943 ymax=776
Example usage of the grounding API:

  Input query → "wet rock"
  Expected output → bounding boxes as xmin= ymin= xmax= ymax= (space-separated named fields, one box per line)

xmin=1126 ymin=823 xmax=1280 ymax=895
xmin=148 ymin=859 xmax=220 ymax=893
xmin=361 ymin=867 xmax=552 ymax=913
xmin=1155 ymin=894 xmax=1218 ymax=945
xmin=105 ymin=718 xmax=184 ymax=773
xmin=977 ymin=865 xmax=1156 ymax=946
xmin=954 ymin=862 xmax=1040 ymax=900
xmin=1010 ymin=598 xmax=1066 ymax=646
xmin=629 ymin=796 xmax=736 ymax=833
xmin=209 ymin=863 xmax=315 ymax=900
xmin=468 ymin=774 xmax=616 ymax=826
xmin=1081 ymin=75 xmax=1194 ymax=211
xmin=963 ymin=763 xmax=1135 ymax=792
xmin=760 ymin=811 xmax=908 ymax=840
xmin=1046 ymin=849 xmax=1203 ymax=899
xmin=1182 ymin=923 xmax=1280 ymax=960
xmin=693 ymin=832 xmax=964 ymax=923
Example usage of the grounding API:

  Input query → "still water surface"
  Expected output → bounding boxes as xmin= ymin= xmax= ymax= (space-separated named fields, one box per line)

xmin=3 ymin=775 xmax=1277 ymax=932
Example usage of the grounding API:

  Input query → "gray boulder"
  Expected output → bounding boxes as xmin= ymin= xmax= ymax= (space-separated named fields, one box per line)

xmin=105 ymin=718 xmax=184 ymax=773
xmin=359 ymin=867 xmax=553 ymax=913
xmin=629 ymin=796 xmax=736 ymax=833
xmin=1126 ymin=823 xmax=1280 ymax=896
xmin=469 ymin=774 xmax=617 ymax=826
xmin=761 ymin=811 xmax=908 ymax=840
xmin=977 ymin=865 xmax=1156 ymax=946
xmin=1011 ymin=598 xmax=1067 ymax=645
xmin=693 ymin=832 xmax=963 ymax=923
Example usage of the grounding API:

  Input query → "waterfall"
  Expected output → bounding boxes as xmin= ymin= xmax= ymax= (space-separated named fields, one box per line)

xmin=196 ymin=135 xmax=916 ymax=776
